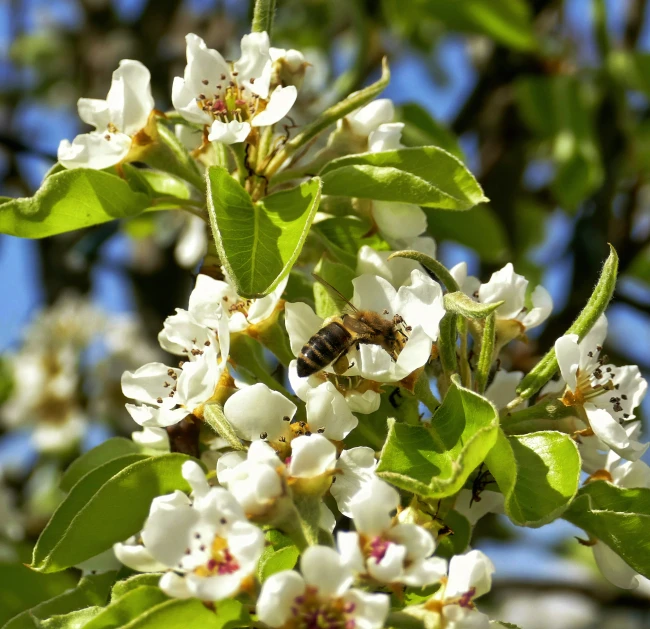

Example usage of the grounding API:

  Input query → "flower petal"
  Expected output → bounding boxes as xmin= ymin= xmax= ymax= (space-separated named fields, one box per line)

xmin=344 ymin=589 xmax=390 ymax=629
xmin=445 ymin=550 xmax=495 ymax=600
xmin=208 ymin=120 xmax=251 ymax=144
xmin=372 ymin=201 xmax=427 ymax=240
xmin=106 ymin=59 xmax=154 ymax=135
xmin=58 ymin=132 xmax=131 ymax=170
xmin=257 ymin=571 xmax=306 ymax=627
xmin=554 ymin=334 xmax=580 ymax=392
xmin=368 ymin=122 xmax=404 ymax=152
xmin=305 ymin=382 xmax=358 ymax=440
xmin=175 ymin=215 xmax=208 ymax=269
xmin=519 ymin=285 xmax=553 ymax=329
xmin=289 ymin=434 xmax=337 ymax=478
xmin=346 ymin=99 xmax=394 ymax=136
xmin=585 ymin=404 xmax=649 ymax=461
xmin=330 ymin=447 xmax=377 ymax=517
xmin=478 ymin=263 xmax=527 ymax=320
xmin=235 ymin=31 xmax=272 ymax=98
xmin=301 ymin=545 xmax=353 ymax=597
xmin=593 ymin=542 xmax=640 ymax=589
xmin=224 ymin=383 xmax=295 ymax=442
xmin=77 ymin=98 xmax=110 ymax=130
xmin=285 ymin=302 xmax=323 ymax=357
xmin=252 ymin=85 xmax=297 ymax=127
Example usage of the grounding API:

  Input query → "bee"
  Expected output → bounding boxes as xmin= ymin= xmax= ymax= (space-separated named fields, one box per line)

xmin=296 ymin=274 xmax=409 ymax=378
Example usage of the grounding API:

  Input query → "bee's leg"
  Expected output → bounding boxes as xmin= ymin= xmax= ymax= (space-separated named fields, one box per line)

xmin=332 ymin=353 xmax=350 ymax=375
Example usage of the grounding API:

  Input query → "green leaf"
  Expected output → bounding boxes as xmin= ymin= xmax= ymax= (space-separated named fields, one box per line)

xmin=314 ymin=216 xmax=389 ymax=268
xmin=207 ymin=167 xmax=322 ymax=297
xmin=313 ymin=257 xmax=355 ymax=319
xmin=0 ymin=170 xmax=150 ymax=238
xmin=122 ymin=165 xmax=193 ymax=206
xmin=426 ymin=0 xmax=537 ymax=51
xmin=564 ymin=481 xmax=650 ymax=579
xmin=212 ymin=599 xmax=251 ymax=629
xmin=258 ymin=544 xmax=300 ymax=581
xmin=110 ymin=598 xmax=224 ymax=629
xmin=32 ymin=454 xmax=193 ymax=573
xmin=111 ymin=574 xmax=163 ymax=602
xmin=0 ymin=564 xmax=77 ymax=626
xmin=78 ymin=586 xmax=168 ymax=629
xmin=517 ymin=245 xmax=618 ymax=401
xmin=398 ymin=103 xmax=463 ymax=158
xmin=60 ymin=438 xmax=143 ymax=492
xmin=434 ymin=510 xmax=471 ymax=560
xmin=376 ymin=377 xmax=499 ymax=498
xmin=321 ymin=147 xmax=487 ymax=210
xmin=486 ymin=430 xmax=580 ymax=527
xmin=3 ymin=572 xmax=116 ymax=629
xmin=424 ymin=205 xmax=509 ymax=263
xmin=443 ymin=292 xmax=503 ymax=319
xmin=40 ymin=607 xmax=103 ymax=629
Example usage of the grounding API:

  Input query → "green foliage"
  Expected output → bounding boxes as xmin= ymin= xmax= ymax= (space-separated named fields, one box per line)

xmin=203 ymin=403 xmax=246 ymax=451
xmin=258 ymin=530 xmax=300 ymax=581
xmin=398 ymin=104 xmax=463 ymax=158
xmin=377 ymin=378 xmax=499 ymax=498
xmin=321 ymin=147 xmax=487 ymax=209
xmin=486 ymin=430 xmax=580 ymax=527
xmin=3 ymin=572 xmax=116 ymax=629
xmin=60 ymin=438 xmax=143 ymax=492
xmin=435 ymin=510 xmax=471 ymax=559
xmin=32 ymin=454 xmax=193 ymax=573
xmin=207 ymin=167 xmax=322 ymax=297
xmin=314 ymin=216 xmax=388 ymax=268
xmin=564 ymin=481 xmax=650 ymax=579
xmin=110 ymin=575 xmax=164 ymax=602
xmin=0 ymin=564 xmax=77 ymax=626
xmin=0 ymin=170 xmax=150 ymax=238
xmin=313 ymin=257 xmax=356 ymax=319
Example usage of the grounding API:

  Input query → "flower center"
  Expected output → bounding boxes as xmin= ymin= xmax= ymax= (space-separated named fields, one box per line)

xmin=367 ymin=536 xmax=392 ymax=563
xmin=288 ymin=587 xmax=356 ymax=629
xmin=194 ymin=535 xmax=240 ymax=577
xmin=195 ymin=71 xmax=262 ymax=124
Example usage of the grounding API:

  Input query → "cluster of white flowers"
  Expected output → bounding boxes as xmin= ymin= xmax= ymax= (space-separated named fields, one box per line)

xmin=0 ymin=296 xmax=160 ymax=453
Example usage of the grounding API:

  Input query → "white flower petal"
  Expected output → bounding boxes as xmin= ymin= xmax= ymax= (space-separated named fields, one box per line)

xmin=77 ymin=98 xmax=110 ymax=130
xmin=484 ymin=370 xmax=523 ymax=411
xmin=344 ymin=589 xmax=390 ymax=629
xmin=58 ymin=132 xmax=131 ymax=170
xmin=352 ymin=274 xmax=396 ymax=314
xmin=160 ymin=571 xmax=193 ymax=599
xmin=337 ymin=531 xmax=365 ymax=572
xmin=350 ymin=478 xmax=399 ymax=536
xmin=208 ymin=120 xmax=251 ymax=144
xmin=252 ymin=85 xmax=297 ymax=127
xmin=478 ymin=263 xmax=527 ymax=320
xmin=393 ymin=325 xmax=432 ymax=377
xmin=454 ymin=489 xmax=505 ymax=525
xmin=305 ymin=382 xmax=358 ymax=440
xmin=257 ymin=571 xmax=306 ymax=627
xmin=519 ymin=285 xmax=553 ymax=329
xmin=346 ymin=99 xmax=394 ymax=136
xmin=131 ymin=426 xmax=170 ymax=451
xmin=183 ymin=33 xmax=231 ymax=96
xmin=106 ymin=59 xmax=154 ymax=135
xmin=585 ymin=404 xmax=649 ymax=461
xmin=113 ymin=540 xmax=166 ymax=572
xmin=224 ymin=383 xmax=296 ymax=442
xmin=368 ymin=122 xmax=404 ymax=152
xmin=554 ymin=334 xmax=580 ymax=392
xmin=301 ymin=545 xmax=353 ymax=597
xmin=401 ymin=556 xmax=448 ymax=587
xmin=289 ymin=434 xmax=337 ymax=478
xmin=445 ymin=550 xmax=495 ymax=600
xmin=367 ymin=542 xmax=407 ymax=583
xmin=394 ymin=269 xmax=445 ymax=341
xmin=285 ymin=302 xmax=323 ymax=357
xmin=330 ymin=447 xmax=377 ymax=517
xmin=122 ymin=362 xmax=177 ymax=405
xmin=235 ymin=31 xmax=272 ymax=98
xmin=593 ymin=542 xmax=640 ymax=589
xmin=171 ymin=76 xmax=212 ymax=125
xmin=175 ymin=215 xmax=208 ymax=269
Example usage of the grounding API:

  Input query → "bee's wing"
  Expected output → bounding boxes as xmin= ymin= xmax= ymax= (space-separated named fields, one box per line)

xmin=312 ymin=273 xmax=359 ymax=314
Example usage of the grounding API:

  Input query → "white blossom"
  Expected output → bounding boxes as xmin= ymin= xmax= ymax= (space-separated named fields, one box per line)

xmin=285 ymin=270 xmax=445 ymax=383
xmin=188 ymin=273 xmax=287 ymax=334
xmin=58 ymin=60 xmax=154 ymax=169
xmin=554 ymin=316 xmax=648 ymax=460
xmin=257 ymin=545 xmax=389 ymax=629
xmin=338 ymin=478 xmax=447 ymax=586
xmin=172 ymin=33 xmax=297 ymax=144
xmin=425 ymin=550 xmax=495 ymax=629
xmin=329 ymin=447 xmax=378 ymax=517
xmin=116 ymin=462 xmax=264 ymax=601
xmin=451 ymin=262 xmax=553 ymax=333
xmin=122 ymin=307 xmax=230 ymax=428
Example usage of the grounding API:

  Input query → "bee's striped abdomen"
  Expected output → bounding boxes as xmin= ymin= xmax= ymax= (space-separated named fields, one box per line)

xmin=297 ymin=321 xmax=353 ymax=377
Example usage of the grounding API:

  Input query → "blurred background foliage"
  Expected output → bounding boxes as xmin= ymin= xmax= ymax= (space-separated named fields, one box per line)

xmin=2 ymin=0 xmax=650 ymax=627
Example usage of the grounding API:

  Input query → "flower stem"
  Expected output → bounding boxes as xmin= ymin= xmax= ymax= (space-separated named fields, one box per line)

xmin=475 ymin=312 xmax=495 ymax=394
xmin=251 ymin=0 xmax=277 ymax=37
xmin=500 ymin=397 xmax=574 ymax=429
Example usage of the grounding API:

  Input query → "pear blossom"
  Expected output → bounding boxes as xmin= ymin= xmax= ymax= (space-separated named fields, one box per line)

xmin=122 ymin=307 xmax=230 ymax=428
xmin=553 ymin=316 xmax=648 ymax=461
xmin=484 ymin=369 xmax=524 ymax=411
xmin=172 ymin=33 xmax=298 ymax=144
xmin=58 ymin=60 xmax=154 ymax=170
xmin=356 ymin=237 xmax=437 ymax=288
xmin=285 ymin=270 xmax=445 ymax=383
xmin=451 ymin=262 xmax=553 ymax=335
xmin=188 ymin=273 xmax=287 ymax=334
xmin=423 ymin=550 xmax=495 ymax=629
xmin=175 ymin=215 xmax=209 ymax=270
xmin=454 ymin=489 xmax=505 ymax=526
xmin=289 ymin=359 xmax=381 ymax=418
xmin=216 ymin=440 xmax=286 ymax=516
xmin=131 ymin=426 xmax=170 ymax=452
xmin=270 ymin=46 xmax=309 ymax=87
xmin=116 ymin=461 xmax=264 ymax=601
xmin=338 ymin=478 xmax=447 ymax=586
xmin=257 ymin=545 xmax=389 ymax=629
